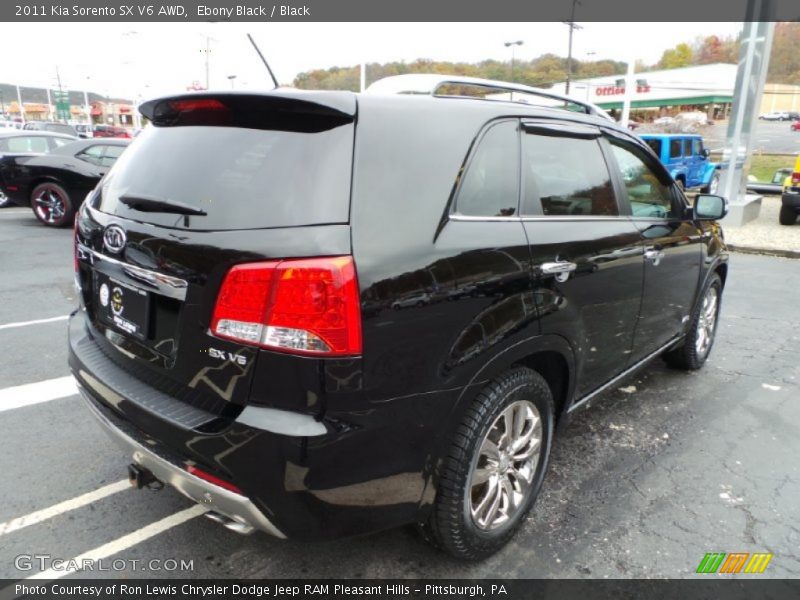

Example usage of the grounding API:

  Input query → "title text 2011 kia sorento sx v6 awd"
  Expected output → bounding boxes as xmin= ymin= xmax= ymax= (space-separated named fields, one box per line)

xmin=69 ymin=76 xmax=729 ymax=560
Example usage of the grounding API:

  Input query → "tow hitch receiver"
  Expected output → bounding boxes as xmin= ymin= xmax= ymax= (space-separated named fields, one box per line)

xmin=128 ymin=463 xmax=160 ymax=490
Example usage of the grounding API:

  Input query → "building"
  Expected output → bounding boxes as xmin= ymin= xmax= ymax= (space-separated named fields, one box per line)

xmin=760 ymin=83 xmax=800 ymax=113
xmin=550 ymin=63 xmax=738 ymax=121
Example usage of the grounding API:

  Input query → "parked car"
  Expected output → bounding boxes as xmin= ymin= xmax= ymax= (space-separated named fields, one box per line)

xmin=70 ymin=78 xmax=729 ymax=560
xmin=22 ymin=121 xmax=78 ymax=137
xmin=92 ymin=124 xmax=131 ymax=138
xmin=791 ymin=120 xmax=800 ymax=132
xmin=0 ymin=130 xmax=77 ymax=208
xmin=639 ymin=133 xmax=720 ymax=193
xmin=779 ymin=155 xmax=800 ymax=225
xmin=1 ymin=138 xmax=128 ymax=226
xmin=653 ymin=116 xmax=675 ymax=125
xmin=74 ymin=124 xmax=94 ymax=139
xmin=759 ymin=111 xmax=792 ymax=121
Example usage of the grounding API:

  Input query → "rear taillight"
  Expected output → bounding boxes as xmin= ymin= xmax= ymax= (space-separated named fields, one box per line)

xmin=185 ymin=465 xmax=242 ymax=494
xmin=211 ymin=256 xmax=362 ymax=357
xmin=792 ymin=172 xmax=800 ymax=185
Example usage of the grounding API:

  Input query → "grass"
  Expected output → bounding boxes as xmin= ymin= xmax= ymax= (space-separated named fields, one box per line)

xmin=709 ymin=153 xmax=796 ymax=183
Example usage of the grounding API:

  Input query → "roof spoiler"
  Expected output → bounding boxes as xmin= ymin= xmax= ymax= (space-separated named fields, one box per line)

xmin=365 ymin=74 xmax=613 ymax=121
xmin=139 ymin=92 xmax=356 ymax=133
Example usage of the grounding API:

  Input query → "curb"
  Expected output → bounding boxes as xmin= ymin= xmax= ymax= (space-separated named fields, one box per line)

xmin=728 ymin=245 xmax=800 ymax=259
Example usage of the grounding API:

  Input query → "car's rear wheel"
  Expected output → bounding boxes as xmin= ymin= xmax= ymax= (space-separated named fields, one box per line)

xmin=663 ymin=273 xmax=722 ymax=370
xmin=779 ymin=205 xmax=797 ymax=226
xmin=31 ymin=182 xmax=74 ymax=227
xmin=421 ymin=366 xmax=553 ymax=560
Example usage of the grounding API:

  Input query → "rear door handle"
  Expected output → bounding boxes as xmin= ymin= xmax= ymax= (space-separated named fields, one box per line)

xmin=541 ymin=261 xmax=577 ymax=282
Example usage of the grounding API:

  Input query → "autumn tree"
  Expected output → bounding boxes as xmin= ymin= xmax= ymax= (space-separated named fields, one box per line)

xmin=657 ymin=43 xmax=693 ymax=69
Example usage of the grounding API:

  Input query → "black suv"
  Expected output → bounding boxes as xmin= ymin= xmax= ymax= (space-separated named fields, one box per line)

xmin=69 ymin=76 xmax=729 ymax=559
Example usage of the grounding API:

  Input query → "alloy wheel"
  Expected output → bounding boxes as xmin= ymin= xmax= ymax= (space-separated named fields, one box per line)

xmin=469 ymin=400 xmax=542 ymax=531
xmin=33 ymin=186 xmax=67 ymax=224
xmin=695 ymin=286 xmax=718 ymax=357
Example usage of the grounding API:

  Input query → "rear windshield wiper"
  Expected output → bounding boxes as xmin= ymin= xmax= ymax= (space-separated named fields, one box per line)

xmin=119 ymin=194 xmax=207 ymax=216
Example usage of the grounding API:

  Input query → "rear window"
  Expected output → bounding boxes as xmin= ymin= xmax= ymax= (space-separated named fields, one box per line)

xmin=96 ymin=124 xmax=354 ymax=230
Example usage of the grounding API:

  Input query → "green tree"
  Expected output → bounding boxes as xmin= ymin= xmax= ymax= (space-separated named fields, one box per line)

xmin=657 ymin=43 xmax=694 ymax=69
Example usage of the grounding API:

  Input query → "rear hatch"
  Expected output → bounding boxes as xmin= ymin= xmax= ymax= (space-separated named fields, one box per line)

xmin=75 ymin=92 xmax=357 ymax=415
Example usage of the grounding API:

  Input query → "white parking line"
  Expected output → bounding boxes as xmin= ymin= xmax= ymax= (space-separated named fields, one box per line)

xmin=25 ymin=505 xmax=207 ymax=580
xmin=0 ymin=315 xmax=69 ymax=331
xmin=0 ymin=480 xmax=130 ymax=536
xmin=0 ymin=376 xmax=78 ymax=413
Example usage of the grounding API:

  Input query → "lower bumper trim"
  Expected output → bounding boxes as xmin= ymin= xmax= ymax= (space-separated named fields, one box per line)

xmin=79 ymin=383 xmax=286 ymax=539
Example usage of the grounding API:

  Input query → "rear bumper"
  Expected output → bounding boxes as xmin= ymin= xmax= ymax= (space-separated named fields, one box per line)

xmin=68 ymin=310 xmax=439 ymax=540
xmin=80 ymin=384 xmax=286 ymax=538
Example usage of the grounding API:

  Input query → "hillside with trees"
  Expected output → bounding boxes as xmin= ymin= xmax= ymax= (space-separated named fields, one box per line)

xmin=292 ymin=22 xmax=800 ymax=91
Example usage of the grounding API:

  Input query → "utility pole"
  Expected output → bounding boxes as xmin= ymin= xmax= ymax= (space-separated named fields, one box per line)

xmin=202 ymin=35 xmax=213 ymax=90
xmin=562 ymin=0 xmax=582 ymax=96
xmin=16 ymin=84 xmax=24 ymax=124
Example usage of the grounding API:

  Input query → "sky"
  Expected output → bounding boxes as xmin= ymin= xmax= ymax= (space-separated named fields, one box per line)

xmin=0 ymin=22 xmax=744 ymax=100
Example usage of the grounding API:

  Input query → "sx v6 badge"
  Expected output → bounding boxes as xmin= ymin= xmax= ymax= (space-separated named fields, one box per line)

xmin=208 ymin=347 xmax=248 ymax=366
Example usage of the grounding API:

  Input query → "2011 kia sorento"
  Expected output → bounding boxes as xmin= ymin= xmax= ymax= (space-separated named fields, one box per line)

xmin=69 ymin=75 xmax=729 ymax=560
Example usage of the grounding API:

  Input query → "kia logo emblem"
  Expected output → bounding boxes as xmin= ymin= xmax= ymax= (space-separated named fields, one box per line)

xmin=103 ymin=224 xmax=127 ymax=254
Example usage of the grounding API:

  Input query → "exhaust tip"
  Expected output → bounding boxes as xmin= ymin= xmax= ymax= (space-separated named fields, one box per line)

xmin=204 ymin=510 xmax=255 ymax=535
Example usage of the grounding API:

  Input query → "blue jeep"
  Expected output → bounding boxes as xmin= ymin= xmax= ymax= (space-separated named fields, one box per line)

xmin=639 ymin=134 xmax=720 ymax=194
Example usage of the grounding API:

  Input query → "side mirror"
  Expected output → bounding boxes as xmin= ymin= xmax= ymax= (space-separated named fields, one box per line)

xmin=694 ymin=194 xmax=728 ymax=220
xmin=701 ymin=148 xmax=710 ymax=158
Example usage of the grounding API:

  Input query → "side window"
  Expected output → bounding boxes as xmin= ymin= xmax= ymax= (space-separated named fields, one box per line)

xmin=669 ymin=139 xmax=682 ymax=159
xmin=77 ymin=145 xmax=106 ymax=165
xmin=692 ymin=139 xmax=703 ymax=156
xmin=609 ymin=141 xmax=676 ymax=219
xmin=455 ymin=121 xmax=519 ymax=217
xmin=522 ymin=133 xmax=617 ymax=216
xmin=7 ymin=136 xmax=48 ymax=153
xmin=682 ymin=139 xmax=692 ymax=157
xmin=100 ymin=144 xmax=125 ymax=167
xmin=643 ymin=138 xmax=661 ymax=158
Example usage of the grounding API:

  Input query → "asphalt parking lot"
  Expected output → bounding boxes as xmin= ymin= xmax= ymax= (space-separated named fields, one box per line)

xmin=0 ymin=205 xmax=798 ymax=580
xmin=704 ymin=119 xmax=800 ymax=154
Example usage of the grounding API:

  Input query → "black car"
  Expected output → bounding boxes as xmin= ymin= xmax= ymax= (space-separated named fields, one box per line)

xmin=0 ymin=130 xmax=77 ymax=208
xmin=2 ymin=138 xmax=128 ymax=227
xmin=69 ymin=78 xmax=729 ymax=560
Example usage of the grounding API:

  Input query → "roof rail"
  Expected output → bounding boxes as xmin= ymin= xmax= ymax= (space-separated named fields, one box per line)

xmin=365 ymin=74 xmax=613 ymax=121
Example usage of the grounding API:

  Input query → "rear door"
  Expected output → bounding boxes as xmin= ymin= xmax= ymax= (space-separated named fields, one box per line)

xmin=519 ymin=120 xmax=644 ymax=398
xmin=604 ymin=134 xmax=703 ymax=360
xmin=75 ymin=93 xmax=357 ymax=410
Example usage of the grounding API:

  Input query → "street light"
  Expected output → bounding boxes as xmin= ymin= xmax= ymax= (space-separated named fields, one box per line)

xmin=562 ymin=0 xmax=583 ymax=95
xmin=227 ymin=75 xmax=237 ymax=89
xmin=504 ymin=40 xmax=524 ymax=83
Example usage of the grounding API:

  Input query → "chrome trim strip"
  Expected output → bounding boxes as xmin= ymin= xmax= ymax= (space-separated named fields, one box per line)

xmin=567 ymin=335 xmax=684 ymax=413
xmin=80 ymin=384 xmax=287 ymax=539
xmin=79 ymin=245 xmax=188 ymax=301
xmin=449 ymin=214 xmax=633 ymax=223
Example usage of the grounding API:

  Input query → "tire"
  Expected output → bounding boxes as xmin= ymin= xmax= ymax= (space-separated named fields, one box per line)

xmin=422 ymin=366 xmax=554 ymax=560
xmin=663 ymin=273 xmax=722 ymax=370
xmin=702 ymin=171 xmax=720 ymax=194
xmin=779 ymin=205 xmax=797 ymax=226
xmin=30 ymin=182 xmax=74 ymax=227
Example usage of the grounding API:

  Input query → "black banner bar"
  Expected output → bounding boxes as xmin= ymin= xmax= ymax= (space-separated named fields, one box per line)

xmin=3 ymin=580 xmax=800 ymax=600
xmin=2 ymin=0 xmax=800 ymax=22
